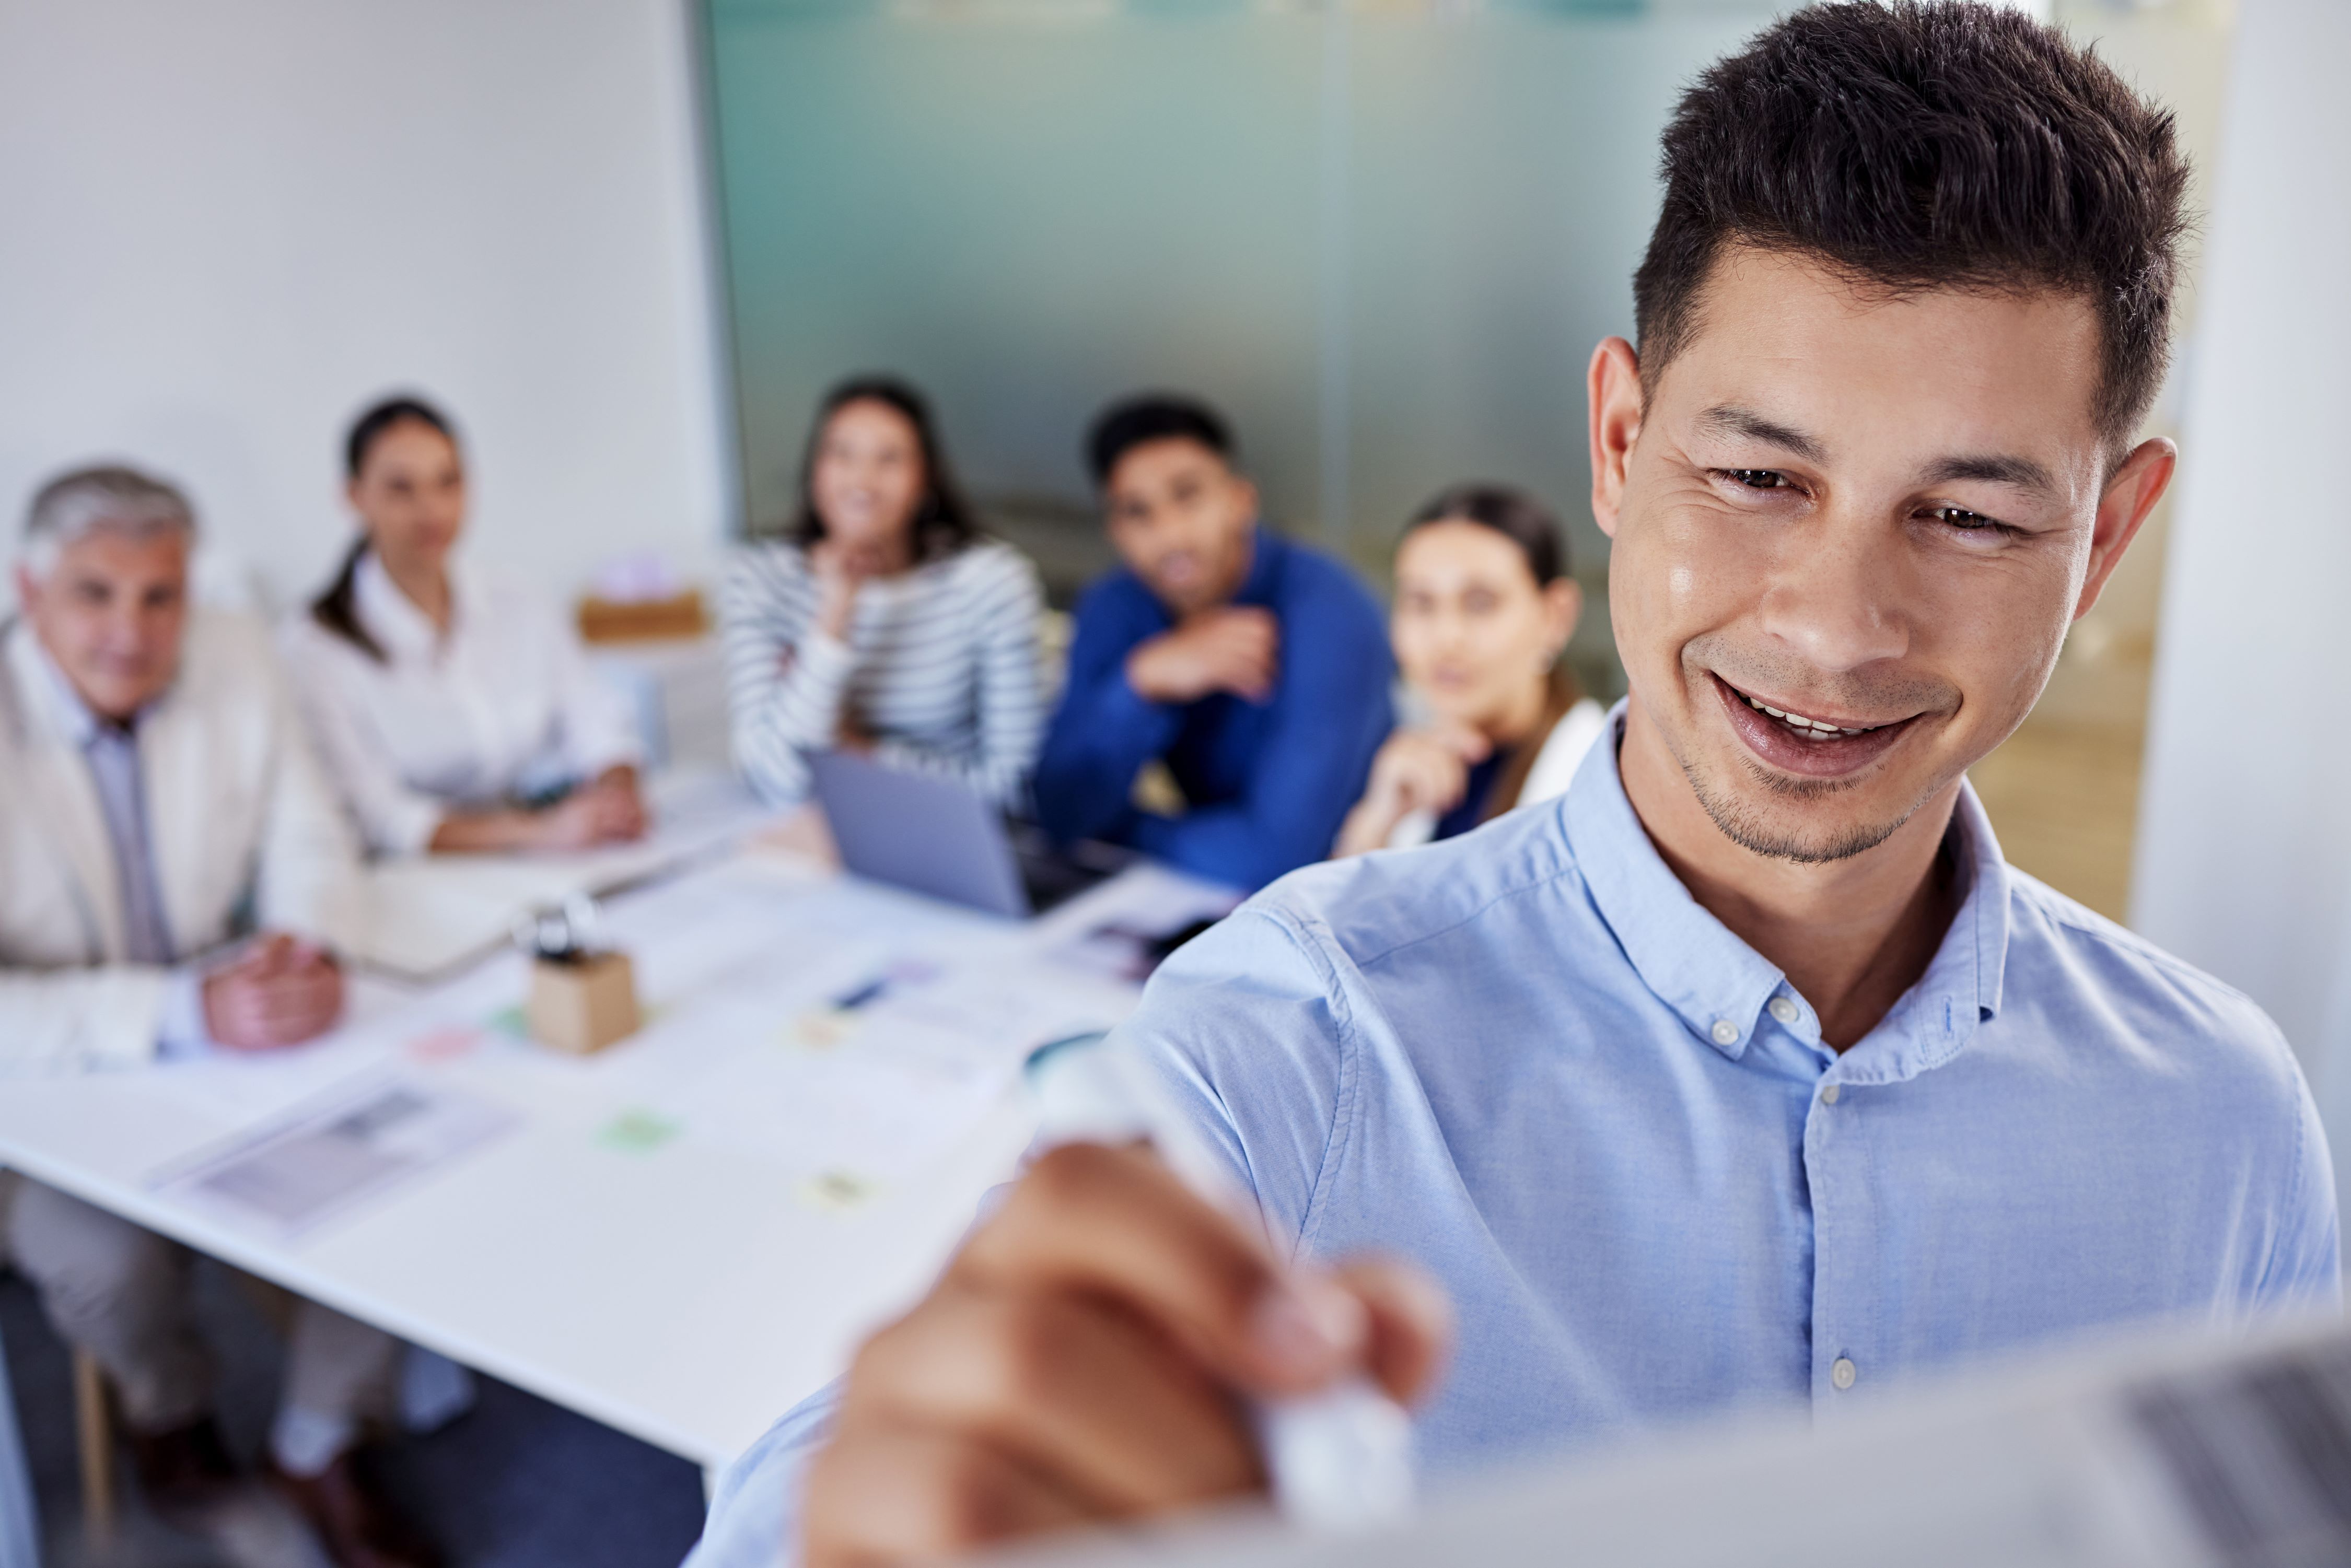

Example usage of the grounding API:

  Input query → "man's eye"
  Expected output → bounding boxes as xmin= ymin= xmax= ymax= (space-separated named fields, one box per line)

xmin=1930 ymin=506 xmax=2003 ymax=531
xmin=1721 ymin=469 xmax=1788 ymax=490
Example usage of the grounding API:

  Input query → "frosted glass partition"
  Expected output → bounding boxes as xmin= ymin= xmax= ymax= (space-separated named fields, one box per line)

xmin=703 ymin=0 xmax=1775 ymax=686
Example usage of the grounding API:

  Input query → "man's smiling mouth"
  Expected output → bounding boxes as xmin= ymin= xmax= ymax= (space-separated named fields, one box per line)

xmin=1707 ymin=673 xmax=1927 ymax=780
xmin=1726 ymin=685 xmax=1890 ymax=740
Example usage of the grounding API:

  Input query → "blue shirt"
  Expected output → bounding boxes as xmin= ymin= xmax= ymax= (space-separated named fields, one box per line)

xmin=1033 ymin=528 xmax=1392 ymax=889
xmin=690 ymin=709 xmax=2337 ymax=1565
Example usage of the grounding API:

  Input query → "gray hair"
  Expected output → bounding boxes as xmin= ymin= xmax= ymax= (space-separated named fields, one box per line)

xmin=21 ymin=464 xmax=197 ymax=579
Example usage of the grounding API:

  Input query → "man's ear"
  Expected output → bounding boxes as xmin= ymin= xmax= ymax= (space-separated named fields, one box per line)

xmin=1231 ymin=473 xmax=1260 ymax=522
xmin=1588 ymin=337 xmax=1645 ymax=540
xmin=13 ymin=564 xmax=37 ymax=616
xmin=2075 ymin=436 xmax=2176 ymax=620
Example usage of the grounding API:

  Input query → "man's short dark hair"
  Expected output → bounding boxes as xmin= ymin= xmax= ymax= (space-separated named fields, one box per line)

xmin=1085 ymin=394 xmax=1234 ymax=489
xmin=1633 ymin=1 xmax=2189 ymax=451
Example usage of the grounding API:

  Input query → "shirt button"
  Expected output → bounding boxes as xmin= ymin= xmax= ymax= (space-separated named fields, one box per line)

xmin=1832 ymin=1357 xmax=1857 ymax=1390
xmin=1768 ymin=996 xmax=1799 ymax=1025
xmin=1709 ymin=1019 xmax=1739 ymax=1046
xmin=1820 ymin=1083 xmax=1841 ymax=1105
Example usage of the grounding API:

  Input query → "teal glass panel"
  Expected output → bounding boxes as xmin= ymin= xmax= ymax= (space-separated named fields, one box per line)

xmin=703 ymin=0 xmax=1782 ymax=692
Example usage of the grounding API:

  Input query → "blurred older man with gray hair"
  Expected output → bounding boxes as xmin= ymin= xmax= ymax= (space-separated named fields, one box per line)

xmin=0 ymin=464 xmax=442 ymax=1568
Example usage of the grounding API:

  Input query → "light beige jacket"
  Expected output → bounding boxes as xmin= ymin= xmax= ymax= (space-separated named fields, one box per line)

xmin=0 ymin=611 xmax=364 ymax=1074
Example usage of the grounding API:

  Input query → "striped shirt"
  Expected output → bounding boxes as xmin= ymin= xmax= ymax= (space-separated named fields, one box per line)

xmin=720 ymin=537 xmax=1046 ymax=807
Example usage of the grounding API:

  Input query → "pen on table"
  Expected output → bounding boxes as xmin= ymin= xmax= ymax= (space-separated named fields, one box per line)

xmin=1021 ymin=1031 xmax=1417 ymax=1532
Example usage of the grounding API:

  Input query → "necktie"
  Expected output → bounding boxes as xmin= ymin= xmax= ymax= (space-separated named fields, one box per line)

xmin=82 ymin=724 xmax=176 ymax=965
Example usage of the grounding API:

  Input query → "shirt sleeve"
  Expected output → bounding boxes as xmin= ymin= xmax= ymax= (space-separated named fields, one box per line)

xmin=868 ymin=549 xmax=1048 ymax=808
xmin=685 ymin=1380 xmax=840 ymax=1568
xmin=721 ymin=549 xmax=857 ymax=806
xmin=256 ymin=638 xmax=373 ymax=950
xmin=2257 ymin=1044 xmax=2343 ymax=1312
xmin=1126 ymin=579 xmax=1394 ymax=890
xmin=1116 ymin=901 xmax=1354 ymax=1260
xmin=156 ymin=967 xmax=216 ymax=1060
xmin=1033 ymin=584 xmax=1182 ymax=845
xmin=277 ymin=622 xmax=448 ymax=857
xmin=0 ymin=965 xmax=170 ymax=1076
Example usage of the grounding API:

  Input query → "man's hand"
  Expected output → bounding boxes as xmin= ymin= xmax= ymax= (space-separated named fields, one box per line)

xmin=533 ymin=768 xmax=647 ymax=850
xmin=202 ymin=934 xmax=344 ymax=1050
xmin=1125 ymin=607 xmax=1281 ymax=705
xmin=803 ymin=1142 xmax=1450 ymax=1566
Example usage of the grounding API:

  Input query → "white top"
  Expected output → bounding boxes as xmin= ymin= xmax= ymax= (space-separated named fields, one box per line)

xmin=1385 ymin=696 xmax=1608 ymax=850
xmin=720 ymin=537 xmax=1046 ymax=808
xmin=0 ymin=612 xmax=363 ymax=1073
xmin=280 ymin=553 xmax=642 ymax=856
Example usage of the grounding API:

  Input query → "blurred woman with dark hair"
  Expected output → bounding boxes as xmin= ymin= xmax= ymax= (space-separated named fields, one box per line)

xmin=1333 ymin=484 xmax=1604 ymax=857
xmin=721 ymin=376 xmax=1046 ymax=805
xmin=281 ymin=394 xmax=647 ymax=855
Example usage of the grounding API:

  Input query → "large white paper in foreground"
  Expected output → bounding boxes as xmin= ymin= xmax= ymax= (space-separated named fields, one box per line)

xmin=995 ymin=1313 xmax=2351 ymax=1568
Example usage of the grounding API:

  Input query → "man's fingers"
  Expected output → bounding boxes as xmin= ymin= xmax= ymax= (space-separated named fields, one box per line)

xmin=804 ymin=1423 xmax=1092 ymax=1568
xmin=847 ymin=1283 xmax=1263 ymax=1513
xmin=956 ymin=1143 xmax=1365 ymax=1396
xmin=1330 ymin=1257 xmax=1453 ymax=1405
xmin=232 ymin=932 xmax=297 ymax=979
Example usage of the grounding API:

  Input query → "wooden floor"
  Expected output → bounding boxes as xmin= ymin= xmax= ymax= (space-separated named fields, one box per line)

xmin=1966 ymin=720 xmax=2146 ymax=922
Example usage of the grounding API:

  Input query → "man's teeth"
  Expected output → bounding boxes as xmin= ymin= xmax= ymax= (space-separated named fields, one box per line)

xmin=1741 ymin=693 xmax=1878 ymax=739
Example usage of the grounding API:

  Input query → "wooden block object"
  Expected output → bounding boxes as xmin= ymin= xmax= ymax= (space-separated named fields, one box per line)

xmin=527 ymin=951 xmax=640 ymax=1055
xmin=577 ymin=590 xmax=706 ymax=644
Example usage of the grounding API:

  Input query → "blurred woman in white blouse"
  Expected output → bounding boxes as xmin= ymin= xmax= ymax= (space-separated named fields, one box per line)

xmin=281 ymin=395 xmax=647 ymax=856
xmin=721 ymin=376 xmax=1045 ymax=806
xmin=1333 ymin=484 xmax=1605 ymax=858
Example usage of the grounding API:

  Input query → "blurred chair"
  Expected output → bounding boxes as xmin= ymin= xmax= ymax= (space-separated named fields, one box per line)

xmin=0 ymin=1313 xmax=40 ymax=1568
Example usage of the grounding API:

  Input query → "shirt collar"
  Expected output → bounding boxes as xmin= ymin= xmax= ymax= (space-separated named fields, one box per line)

xmin=354 ymin=548 xmax=461 ymax=662
xmin=1563 ymin=701 xmax=2010 ymax=1080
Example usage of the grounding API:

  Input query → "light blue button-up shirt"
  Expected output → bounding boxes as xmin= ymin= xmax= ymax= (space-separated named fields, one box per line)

xmin=691 ymin=709 xmax=2338 ymax=1564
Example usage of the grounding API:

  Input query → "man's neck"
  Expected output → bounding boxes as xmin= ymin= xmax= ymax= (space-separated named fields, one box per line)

xmin=1617 ymin=694 xmax=1963 ymax=1050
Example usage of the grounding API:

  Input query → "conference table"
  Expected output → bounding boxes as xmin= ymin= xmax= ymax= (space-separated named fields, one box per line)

xmin=0 ymin=781 xmax=1235 ymax=1481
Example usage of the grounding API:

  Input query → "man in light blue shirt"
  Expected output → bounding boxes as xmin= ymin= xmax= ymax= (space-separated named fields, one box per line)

xmin=697 ymin=9 xmax=2337 ymax=1564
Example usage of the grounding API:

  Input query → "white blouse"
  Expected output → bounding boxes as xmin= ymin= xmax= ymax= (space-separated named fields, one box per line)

xmin=279 ymin=552 xmax=641 ymax=855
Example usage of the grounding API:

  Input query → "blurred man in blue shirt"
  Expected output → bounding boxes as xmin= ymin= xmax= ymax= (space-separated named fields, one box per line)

xmin=692 ymin=9 xmax=2340 ymax=1567
xmin=1033 ymin=395 xmax=1391 ymax=889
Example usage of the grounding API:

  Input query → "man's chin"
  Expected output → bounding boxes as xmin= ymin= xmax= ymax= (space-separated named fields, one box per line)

xmin=1681 ymin=755 xmax=1932 ymax=867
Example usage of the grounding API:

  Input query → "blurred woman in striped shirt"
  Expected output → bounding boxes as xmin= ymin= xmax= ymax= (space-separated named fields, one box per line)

xmin=721 ymin=377 xmax=1046 ymax=807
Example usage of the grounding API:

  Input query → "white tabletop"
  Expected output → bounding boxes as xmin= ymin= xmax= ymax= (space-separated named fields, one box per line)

xmin=0 ymin=851 xmax=1231 ymax=1469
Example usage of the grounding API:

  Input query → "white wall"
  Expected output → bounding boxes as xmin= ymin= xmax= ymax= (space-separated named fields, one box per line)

xmin=0 ymin=0 xmax=729 ymax=614
xmin=2132 ymin=0 xmax=2351 ymax=1185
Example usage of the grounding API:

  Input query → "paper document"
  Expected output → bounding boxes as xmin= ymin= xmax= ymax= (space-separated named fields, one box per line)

xmin=150 ymin=1077 xmax=516 ymax=1241
xmin=1006 ymin=1314 xmax=2351 ymax=1568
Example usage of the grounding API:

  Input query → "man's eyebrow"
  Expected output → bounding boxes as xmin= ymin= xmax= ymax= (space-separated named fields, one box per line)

xmin=1922 ymin=453 xmax=2061 ymax=495
xmin=1695 ymin=405 xmax=1828 ymax=463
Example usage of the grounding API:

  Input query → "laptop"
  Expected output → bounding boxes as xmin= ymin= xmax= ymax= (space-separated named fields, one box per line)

xmin=808 ymin=751 xmax=1131 ymax=918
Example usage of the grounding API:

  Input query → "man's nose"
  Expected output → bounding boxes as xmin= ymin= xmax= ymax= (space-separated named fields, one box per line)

xmin=1754 ymin=521 xmax=1913 ymax=675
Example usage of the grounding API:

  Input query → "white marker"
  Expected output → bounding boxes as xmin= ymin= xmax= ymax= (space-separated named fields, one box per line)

xmin=1023 ymin=1033 xmax=1416 ymax=1532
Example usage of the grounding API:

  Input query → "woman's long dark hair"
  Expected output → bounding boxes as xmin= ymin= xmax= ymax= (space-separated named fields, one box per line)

xmin=1402 ymin=482 xmax=1568 ymax=585
xmin=310 ymin=395 xmax=460 ymax=663
xmin=786 ymin=376 xmax=982 ymax=563
xmin=1401 ymin=482 xmax=1580 ymax=822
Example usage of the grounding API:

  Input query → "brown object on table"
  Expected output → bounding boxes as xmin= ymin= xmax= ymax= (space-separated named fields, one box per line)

xmin=527 ymin=950 xmax=641 ymax=1054
xmin=577 ymin=589 xmax=706 ymax=643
